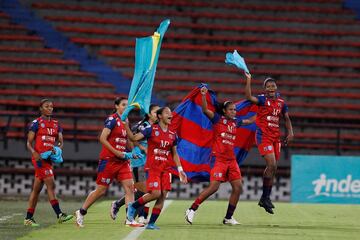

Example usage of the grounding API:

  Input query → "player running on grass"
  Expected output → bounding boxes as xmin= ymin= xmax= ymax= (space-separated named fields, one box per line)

xmin=244 ymin=73 xmax=294 ymax=214
xmin=110 ymin=104 xmax=160 ymax=224
xmin=75 ymin=97 xmax=143 ymax=228
xmin=125 ymin=106 xmax=188 ymax=230
xmin=185 ymin=86 xmax=254 ymax=225
xmin=24 ymin=99 xmax=73 ymax=227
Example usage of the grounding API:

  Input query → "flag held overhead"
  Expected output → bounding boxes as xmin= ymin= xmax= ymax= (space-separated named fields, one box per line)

xmin=225 ymin=50 xmax=250 ymax=74
xmin=122 ymin=19 xmax=170 ymax=121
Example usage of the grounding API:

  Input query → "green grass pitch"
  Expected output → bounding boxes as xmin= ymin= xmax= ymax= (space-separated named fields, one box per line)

xmin=1 ymin=199 xmax=359 ymax=240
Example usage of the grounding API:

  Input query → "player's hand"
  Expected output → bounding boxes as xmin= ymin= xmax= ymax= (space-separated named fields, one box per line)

xmin=200 ymin=86 xmax=208 ymax=95
xmin=114 ymin=150 xmax=125 ymax=159
xmin=179 ymin=171 xmax=188 ymax=184
xmin=284 ymin=133 xmax=294 ymax=146
xmin=32 ymin=151 xmax=40 ymax=161
xmin=245 ymin=72 xmax=252 ymax=81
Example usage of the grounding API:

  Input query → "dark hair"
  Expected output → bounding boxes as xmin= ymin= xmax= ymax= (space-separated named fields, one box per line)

xmin=114 ymin=97 xmax=127 ymax=105
xmin=39 ymin=99 xmax=52 ymax=107
xmin=156 ymin=106 xmax=170 ymax=119
xmin=143 ymin=104 xmax=159 ymax=122
xmin=215 ymin=101 xmax=234 ymax=116
xmin=263 ymin=77 xmax=276 ymax=88
xmin=112 ymin=97 xmax=127 ymax=113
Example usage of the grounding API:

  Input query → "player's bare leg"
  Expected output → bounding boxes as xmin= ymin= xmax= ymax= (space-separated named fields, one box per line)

xmin=75 ymin=185 xmax=108 ymax=227
xmin=259 ymin=153 xmax=277 ymax=214
xmin=146 ymin=190 xmax=168 ymax=230
xmin=223 ymin=179 xmax=242 ymax=225
xmin=127 ymin=190 xmax=161 ymax=221
xmin=43 ymin=177 xmax=73 ymax=223
xmin=185 ymin=181 xmax=221 ymax=224
xmin=24 ymin=177 xmax=43 ymax=226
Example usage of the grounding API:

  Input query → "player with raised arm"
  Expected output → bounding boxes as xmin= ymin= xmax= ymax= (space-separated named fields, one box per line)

xmin=125 ymin=107 xmax=188 ymax=230
xmin=24 ymin=99 xmax=73 ymax=227
xmin=244 ymin=73 xmax=294 ymax=214
xmin=185 ymin=86 xmax=253 ymax=225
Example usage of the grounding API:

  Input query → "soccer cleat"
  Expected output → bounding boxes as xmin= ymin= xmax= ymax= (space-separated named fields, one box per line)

xmin=185 ymin=208 xmax=195 ymax=225
xmin=268 ymin=199 xmax=275 ymax=209
xmin=137 ymin=216 xmax=148 ymax=225
xmin=75 ymin=210 xmax=85 ymax=228
xmin=110 ymin=201 xmax=120 ymax=220
xmin=126 ymin=202 xmax=136 ymax=222
xmin=24 ymin=218 xmax=40 ymax=227
xmin=258 ymin=197 xmax=274 ymax=214
xmin=146 ymin=223 xmax=160 ymax=230
xmin=223 ymin=217 xmax=240 ymax=225
xmin=58 ymin=213 xmax=74 ymax=223
xmin=125 ymin=218 xmax=145 ymax=227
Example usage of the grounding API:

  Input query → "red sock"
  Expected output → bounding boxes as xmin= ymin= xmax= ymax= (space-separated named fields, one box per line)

xmin=190 ymin=197 xmax=203 ymax=211
xmin=26 ymin=208 xmax=35 ymax=219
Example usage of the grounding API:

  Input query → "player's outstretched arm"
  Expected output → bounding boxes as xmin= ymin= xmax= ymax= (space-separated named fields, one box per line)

xmin=123 ymin=121 xmax=145 ymax=142
xmin=172 ymin=146 xmax=188 ymax=184
xmin=200 ymin=86 xmax=215 ymax=119
xmin=284 ymin=112 xmax=294 ymax=146
xmin=240 ymin=114 xmax=256 ymax=126
xmin=244 ymin=73 xmax=259 ymax=104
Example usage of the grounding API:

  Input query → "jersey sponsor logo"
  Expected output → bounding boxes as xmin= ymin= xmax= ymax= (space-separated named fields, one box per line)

xmin=149 ymin=181 xmax=159 ymax=188
xmin=227 ymin=125 xmax=235 ymax=133
xmin=266 ymin=116 xmax=279 ymax=122
xmin=160 ymin=140 xmax=170 ymax=148
xmin=309 ymin=174 xmax=360 ymax=199
xmin=47 ymin=128 xmax=55 ymax=135
xmin=272 ymin=109 xmax=281 ymax=116
xmin=154 ymin=148 xmax=170 ymax=156
xmin=45 ymin=169 xmax=53 ymax=175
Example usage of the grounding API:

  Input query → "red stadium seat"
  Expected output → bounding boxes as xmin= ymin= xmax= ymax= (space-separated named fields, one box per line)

xmin=0 ymin=56 xmax=78 ymax=66
xmin=0 ymin=78 xmax=114 ymax=88
xmin=0 ymin=66 xmax=96 ymax=77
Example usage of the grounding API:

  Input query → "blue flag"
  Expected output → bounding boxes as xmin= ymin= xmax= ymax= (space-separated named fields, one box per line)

xmin=225 ymin=50 xmax=250 ymax=74
xmin=122 ymin=19 xmax=170 ymax=120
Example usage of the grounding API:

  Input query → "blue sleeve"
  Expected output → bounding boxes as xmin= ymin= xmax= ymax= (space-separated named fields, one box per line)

xmin=104 ymin=117 xmax=116 ymax=130
xmin=257 ymin=95 xmax=266 ymax=106
xmin=282 ymin=102 xmax=289 ymax=114
xmin=141 ymin=126 xmax=152 ymax=139
xmin=173 ymin=135 xmax=179 ymax=146
xmin=58 ymin=123 xmax=63 ymax=133
xmin=210 ymin=112 xmax=221 ymax=124
xmin=29 ymin=120 xmax=39 ymax=133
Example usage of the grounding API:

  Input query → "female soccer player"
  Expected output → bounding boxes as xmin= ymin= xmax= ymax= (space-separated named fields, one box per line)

xmin=110 ymin=104 xmax=160 ymax=224
xmin=75 ymin=97 xmax=142 ymax=227
xmin=244 ymin=73 xmax=294 ymax=214
xmin=24 ymin=99 xmax=73 ymax=227
xmin=185 ymin=86 xmax=252 ymax=225
xmin=125 ymin=106 xmax=188 ymax=230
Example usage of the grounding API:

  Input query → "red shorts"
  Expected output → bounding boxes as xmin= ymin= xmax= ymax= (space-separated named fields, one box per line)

xmin=32 ymin=158 xmax=54 ymax=180
xmin=210 ymin=156 xmax=242 ymax=182
xmin=146 ymin=170 xmax=172 ymax=192
xmin=96 ymin=159 xmax=133 ymax=186
xmin=256 ymin=130 xmax=281 ymax=161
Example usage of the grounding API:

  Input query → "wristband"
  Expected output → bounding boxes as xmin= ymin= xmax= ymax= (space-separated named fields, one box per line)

xmin=177 ymin=166 xmax=183 ymax=172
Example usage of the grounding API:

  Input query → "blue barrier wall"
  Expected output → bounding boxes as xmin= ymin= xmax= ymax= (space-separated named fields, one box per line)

xmin=291 ymin=155 xmax=360 ymax=204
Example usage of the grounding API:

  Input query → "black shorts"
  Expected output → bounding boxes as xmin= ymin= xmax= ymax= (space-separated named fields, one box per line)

xmin=132 ymin=166 xmax=147 ymax=183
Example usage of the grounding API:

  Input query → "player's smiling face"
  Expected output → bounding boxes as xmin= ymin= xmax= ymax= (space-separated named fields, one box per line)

xmin=265 ymin=81 xmax=277 ymax=98
xmin=40 ymin=101 xmax=53 ymax=117
xmin=159 ymin=107 xmax=172 ymax=125
xmin=116 ymin=99 xmax=128 ymax=114
xmin=224 ymin=103 xmax=236 ymax=119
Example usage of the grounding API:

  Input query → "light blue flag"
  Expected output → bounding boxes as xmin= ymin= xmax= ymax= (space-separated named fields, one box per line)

xmin=122 ymin=19 xmax=170 ymax=120
xmin=225 ymin=50 xmax=250 ymax=74
xmin=40 ymin=146 xmax=63 ymax=164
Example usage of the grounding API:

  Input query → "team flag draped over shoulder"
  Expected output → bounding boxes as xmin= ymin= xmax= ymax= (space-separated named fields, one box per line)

xmin=122 ymin=19 xmax=170 ymax=120
xmin=170 ymin=84 xmax=257 ymax=182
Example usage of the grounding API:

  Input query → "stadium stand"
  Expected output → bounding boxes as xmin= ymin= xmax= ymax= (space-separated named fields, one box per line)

xmin=0 ymin=0 xmax=359 ymax=165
